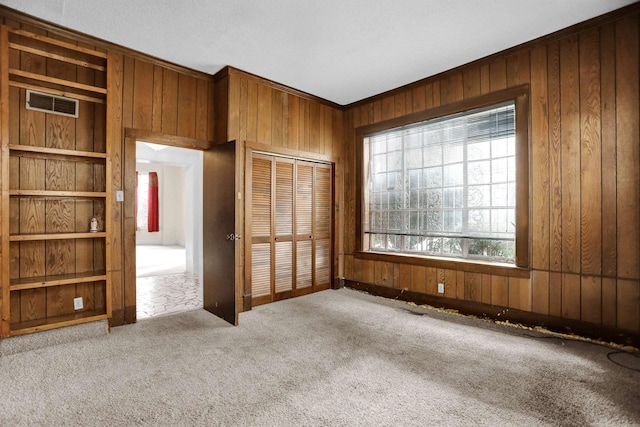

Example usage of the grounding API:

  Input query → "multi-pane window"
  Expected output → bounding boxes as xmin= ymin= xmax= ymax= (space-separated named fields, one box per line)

xmin=363 ymin=102 xmax=516 ymax=262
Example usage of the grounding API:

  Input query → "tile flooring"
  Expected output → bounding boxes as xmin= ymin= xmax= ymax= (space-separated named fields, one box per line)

xmin=136 ymin=245 xmax=202 ymax=320
xmin=136 ymin=272 xmax=203 ymax=319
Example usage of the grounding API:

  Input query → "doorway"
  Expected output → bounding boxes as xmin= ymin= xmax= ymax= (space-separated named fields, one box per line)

xmin=134 ymin=140 xmax=204 ymax=319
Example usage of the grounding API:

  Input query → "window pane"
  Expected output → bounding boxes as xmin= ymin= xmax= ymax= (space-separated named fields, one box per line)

xmin=364 ymin=101 xmax=516 ymax=262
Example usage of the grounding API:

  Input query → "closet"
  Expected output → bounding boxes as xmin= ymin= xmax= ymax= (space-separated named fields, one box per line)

xmin=247 ymin=152 xmax=332 ymax=306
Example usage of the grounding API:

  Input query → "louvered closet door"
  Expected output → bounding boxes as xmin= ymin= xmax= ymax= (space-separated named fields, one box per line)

xmin=313 ymin=165 xmax=332 ymax=289
xmin=273 ymin=159 xmax=294 ymax=298
xmin=250 ymin=155 xmax=272 ymax=305
xmin=295 ymin=162 xmax=314 ymax=293
xmin=249 ymin=153 xmax=333 ymax=306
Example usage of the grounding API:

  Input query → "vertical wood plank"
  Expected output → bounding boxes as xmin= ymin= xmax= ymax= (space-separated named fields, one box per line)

xmin=440 ymin=72 xmax=463 ymax=104
xmin=195 ymin=78 xmax=209 ymax=141
xmin=444 ymin=269 xmax=457 ymax=299
xmin=560 ymin=36 xmax=581 ymax=273
xmin=309 ymin=100 xmax=321 ymax=153
xmin=426 ymin=267 xmax=438 ymax=295
xmin=462 ymin=66 xmax=481 ymax=99
xmin=579 ymin=28 xmax=602 ymax=276
xmin=617 ymin=280 xmax=640 ymax=331
xmin=481 ymin=274 xmax=492 ymax=305
xmin=489 ymin=58 xmax=507 ymax=91
xmin=601 ymin=277 xmax=617 ymax=327
xmin=121 ymin=55 xmax=135 ymax=130
xmin=456 ymin=270 xmax=465 ymax=300
xmin=246 ymin=79 xmax=259 ymax=143
xmin=465 ymin=272 xmax=482 ymax=302
xmin=287 ymin=94 xmax=299 ymax=150
xmin=532 ymin=270 xmax=550 ymax=314
xmin=397 ymin=264 xmax=411 ymax=290
xmin=411 ymin=84 xmax=426 ymax=112
xmin=160 ymin=68 xmax=178 ymax=135
xmin=491 ymin=275 xmax=509 ymax=307
xmin=374 ymin=261 xmax=395 ymax=288
xmin=561 ymin=273 xmax=581 ymax=320
xmin=581 ymin=275 xmax=601 ymax=324
xmin=530 ymin=45 xmax=550 ymax=270
xmin=507 ymin=50 xmax=530 ymax=87
xmin=177 ymin=74 xmax=197 ymax=139
xmin=548 ymin=41 xmax=563 ymax=272
xmin=600 ymin=22 xmax=617 ymax=278
xmin=271 ymin=89 xmax=284 ymax=147
xmin=509 ymin=277 xmax=531 ymax=311
xmin=257 ymin=84 xmax=272 ymax=145
xmin=132 ymin=59 xmax=153 ymax=131
xmin=151 ymin=65 xmax=163 ymax=133
xmin=615 ymin=16 xmax=640 ymax=280
xmin=549 ymin=272 xmax=562 ymax=317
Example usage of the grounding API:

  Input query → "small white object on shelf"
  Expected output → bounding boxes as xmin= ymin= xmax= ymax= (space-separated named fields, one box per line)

xmin=90 ymin=217 xmax=99 ymax=232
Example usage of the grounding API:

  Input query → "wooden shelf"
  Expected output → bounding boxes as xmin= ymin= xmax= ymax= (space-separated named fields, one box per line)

xmin=9 ymin=42 xmax=106 ymax=71
xmin=10 ymin=190 xmax=106 ymax=198
xmin=9 ymin=28 xmax=108 ymax=59
xmin=10 ymin=232 xmax=106 ymax=242
xmin=10 ymin=144 xmax=107 ymax=160
xmin=10 ymin=270 xmax=107 ymax=291
xmin=10 ymin=310 xmax=108 ymax=336
xmin=10 ymin=68 xmax=107 ymax=95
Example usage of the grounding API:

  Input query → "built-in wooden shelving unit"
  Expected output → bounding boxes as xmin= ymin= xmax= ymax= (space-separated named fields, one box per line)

xmin=1 ymin=24 xmax=111 ymax=337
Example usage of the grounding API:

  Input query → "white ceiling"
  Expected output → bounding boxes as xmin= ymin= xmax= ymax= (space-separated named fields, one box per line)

xmin=0 ymin=0 xmax=635 ymax=105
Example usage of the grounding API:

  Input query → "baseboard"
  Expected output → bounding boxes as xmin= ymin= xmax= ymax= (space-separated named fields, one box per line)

xmin=345 ymin=280 xmax=640 ymax=348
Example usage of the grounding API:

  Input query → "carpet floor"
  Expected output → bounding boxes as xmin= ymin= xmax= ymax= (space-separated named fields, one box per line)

xmin=0 ymin=288 xmax=638 ymax=426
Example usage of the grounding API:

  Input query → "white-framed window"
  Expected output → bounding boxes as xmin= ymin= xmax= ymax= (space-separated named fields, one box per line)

xmin=363 ymin=102 xmax=517 ymax=263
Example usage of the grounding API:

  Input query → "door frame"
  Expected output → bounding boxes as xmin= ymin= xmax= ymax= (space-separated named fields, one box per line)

xmin=122 ymin=128 xmax=212 ymax=324
xmin=243 ymin=141 xmax=334 ymax=309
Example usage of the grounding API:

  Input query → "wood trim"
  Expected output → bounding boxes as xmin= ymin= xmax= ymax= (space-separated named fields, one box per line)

xmin=355 ymin=86 xmax=531 ymax=269
xmin=356 ymin=85 xmax=529 ymax=137
xmin=246 ymin=140 xmax=332 ymax=163
xmin=0 ymin=24 xmax=10 ymax=337
xmin=345 ymin=279 xmax=639 ymax=347
xmin=218 ymin=66 xmax=342 ymax=110
xmin=345 ymin=2 xmax=640 ymax=109
xmin=125 ymin=128 xmax=213 ymax=151
xmin=0 ymin=6 xmax=213 ymax=81
xmin=355 ymin=251 xmax=530 ymax=278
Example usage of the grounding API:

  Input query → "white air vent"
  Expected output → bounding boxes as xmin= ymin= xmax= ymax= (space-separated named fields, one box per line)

xmin=26 ymin=90 xmax=79 ymax=118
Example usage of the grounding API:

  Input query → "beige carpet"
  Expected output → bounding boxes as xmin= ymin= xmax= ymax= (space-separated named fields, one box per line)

xmin=0 ymin=288 xmax=639 ymax=426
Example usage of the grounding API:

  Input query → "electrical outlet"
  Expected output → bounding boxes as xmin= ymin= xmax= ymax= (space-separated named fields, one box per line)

xmin=437 ymin=283 xmax=445 ymax=294
xmin=73 ymin=297 xmax=84 ymax=310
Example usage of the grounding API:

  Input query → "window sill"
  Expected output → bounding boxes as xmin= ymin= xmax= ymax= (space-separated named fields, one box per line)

xmin=355 ymin=251 xmax=530 ymax=278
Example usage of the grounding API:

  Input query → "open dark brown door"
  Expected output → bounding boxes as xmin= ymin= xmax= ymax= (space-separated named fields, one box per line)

xmin=203 ymin=141 xmax=237 ymax=325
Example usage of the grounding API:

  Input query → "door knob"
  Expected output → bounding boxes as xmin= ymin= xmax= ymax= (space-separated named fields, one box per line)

xmin=226 ymin=233 xmax=242 ymax=241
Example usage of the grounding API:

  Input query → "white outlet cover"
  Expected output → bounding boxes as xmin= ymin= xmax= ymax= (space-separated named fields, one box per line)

xmin=116 ymin=190 xmax=124 ymax=202
xmin=73 ymin=297 xmax=84 ymax=310
xmin=437 ymin=283 xmax=445 ymax=294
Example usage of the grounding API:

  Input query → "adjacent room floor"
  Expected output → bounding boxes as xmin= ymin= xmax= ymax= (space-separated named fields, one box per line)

xmin=136 ymin=245 xmax=202 ymax=319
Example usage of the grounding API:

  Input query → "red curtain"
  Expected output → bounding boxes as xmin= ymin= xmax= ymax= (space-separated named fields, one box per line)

xmin=148 ymin=172 xmax=159 ymax=232
xmin=135 ymin=171 xmax=139 ymax=230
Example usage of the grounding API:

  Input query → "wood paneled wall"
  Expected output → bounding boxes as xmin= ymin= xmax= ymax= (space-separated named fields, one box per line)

xmin=343 ymin=7 xmax=640 ymax=335
xmin=108 ymin=56 xmax=214 ymax=325
xmin=0 ymin=9 xmax=215 ymax=328
xmin=215 ymin=67 xmax=343 ymax=312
